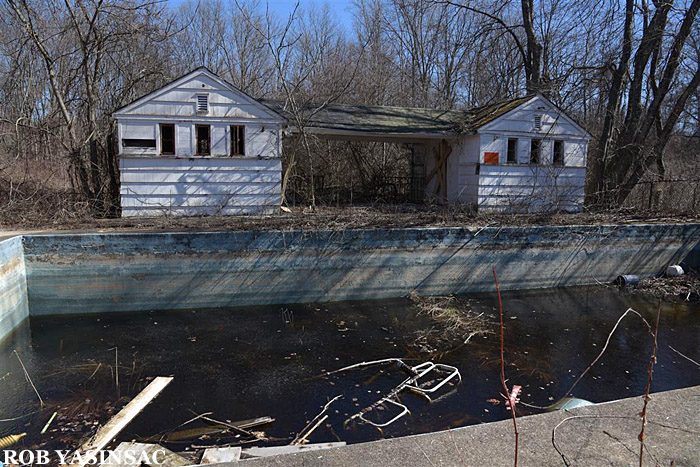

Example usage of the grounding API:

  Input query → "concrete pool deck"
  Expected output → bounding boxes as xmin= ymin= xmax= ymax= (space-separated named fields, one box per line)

xmin=243 ymin=385 xmax=700 ymax=466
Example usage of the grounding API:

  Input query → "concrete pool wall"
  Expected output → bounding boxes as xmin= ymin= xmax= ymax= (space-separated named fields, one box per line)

xmin=0 ymin=236 xmax=29 ymax=340
xmin=1 ymin=223 xmax=699 ymax=341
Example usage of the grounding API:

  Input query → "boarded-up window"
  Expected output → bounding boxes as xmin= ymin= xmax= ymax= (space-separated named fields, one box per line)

xmin=484 ymin=152 xmax=499 ymax=164
xmin=196 ymin=94 xmax=209 ymax=114
xmin=195 ymin=125 xmax=210 ymax=155
xmin=122 ymin=139 xmax=155 ymax=148
xmin=507 ymin=138 xmax=518 ymax=163
xmin=160 ymin=124 xmax=175 ymax=155
xmin=553 ymin=140 xmax=564 ymax=166
xmin=530 ymin=139 xmax=541 ymax=164
xmin=231 ymin=125 xmax=245 ymax=156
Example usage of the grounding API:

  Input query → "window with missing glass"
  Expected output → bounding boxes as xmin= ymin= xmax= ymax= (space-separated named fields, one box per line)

xmin=530 ymin=138 xmax=542 ymax=164
xmin=195 ymin=125 xmax=210 ymax=155
xmin=231 ymin=125 xmax=245 ymax=156
xmin=553 ymin=140 xmax=565 ymax=166
xmin=160 ymin=124 xmax=175 ymax=155
xmin=122 ymin=139 xmax=155 ymax=148
xmin=507 ymin=138 xmax=518 ymax=163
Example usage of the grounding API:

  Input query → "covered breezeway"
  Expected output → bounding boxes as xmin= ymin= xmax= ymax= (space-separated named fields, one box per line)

xmin=262 ymin=100 xmax=469 ymax=204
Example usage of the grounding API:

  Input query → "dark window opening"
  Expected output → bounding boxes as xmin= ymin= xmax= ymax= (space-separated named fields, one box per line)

xmin=122 ymin=139 xmax=156 ymax=148
xmin=530 ymin=138 xmax=541 ymax=164
xmin=231 ymin=125 xmax=245 ymax=156
xmin=553 ymin=140 xmax=564 ymax=166
xmin=160 ymin=124 xmax=175 ymax=155
xmin=196 ymin=125 xmax=210 ymax=155
xmin=507 ymin=138 xmax=518 ymax=163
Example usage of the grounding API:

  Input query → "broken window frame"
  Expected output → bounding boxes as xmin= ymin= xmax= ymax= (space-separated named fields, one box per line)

xmin=530 ymin=138 xmax=542 ymax=165
xmin=122 ymin=139 xmax=156 ymax=148
xmin=230 ymin=125 xmax=245 ymax=156
xmin=160 ymin=123 xmax=175 ymax=155
xmin=195 ymin=124 xmax=211 ymax=156
xmin=553 ymin=140 xmax=565 ymax=167
xmin=506 ymin=138 xmax=518 ymax=164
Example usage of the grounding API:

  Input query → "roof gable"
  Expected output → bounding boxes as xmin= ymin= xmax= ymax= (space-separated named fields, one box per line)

xmin=475 ymin=94 xmax=591 ymax=138
xmin=113 ymin=68 xmax=286 ymax=122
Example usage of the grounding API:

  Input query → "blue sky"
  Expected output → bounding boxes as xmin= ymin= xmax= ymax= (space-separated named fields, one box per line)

xmin=167 ymin=0 xmax=357 ymax=32
xmin=265 ymin=0 xmax=356 ymax=30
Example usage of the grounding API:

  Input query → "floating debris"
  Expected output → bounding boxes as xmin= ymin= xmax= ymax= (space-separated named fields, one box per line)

xmin=547 ymin=397 xmax=594 ymax=411
xmin=409 ymin=292 xmax=495 ymax=355
xmin=71 ymin=377 xmax=173 ymax=467
xmin=0 ymin=432 xmax=26 ymax=448
xmin=322 ymin=358 xmax=461 ymax=429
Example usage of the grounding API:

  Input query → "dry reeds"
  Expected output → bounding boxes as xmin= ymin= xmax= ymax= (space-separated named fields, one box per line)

xmin=409 ymin=291 xmax=495 ymax=355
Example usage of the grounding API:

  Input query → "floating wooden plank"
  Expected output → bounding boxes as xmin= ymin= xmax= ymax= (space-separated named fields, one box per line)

xmin=161 ymin=416 xmax=274 ymax=442
xmin=71 ymin=376 xmax=173 ymax=467
xmin=229 ymin=416 xmax=274 ymax=430
xmin=200 ymin=447 xmax=242 ymax=464
xmin=102 ymin=442 xmax=189 ymax=467
xmin=242 ymin=442 xmax=346 ymax=458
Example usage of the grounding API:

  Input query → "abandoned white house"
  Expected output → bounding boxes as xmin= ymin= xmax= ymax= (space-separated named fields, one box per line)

xmin=113 ymin=68 xmax=285 ymax=216
xmin=114 ymin=68 xmax=591 ymax=216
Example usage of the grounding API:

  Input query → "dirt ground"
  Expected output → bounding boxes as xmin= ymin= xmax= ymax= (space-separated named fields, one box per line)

xmin=2 ymin=204 xmax=700 ymax=234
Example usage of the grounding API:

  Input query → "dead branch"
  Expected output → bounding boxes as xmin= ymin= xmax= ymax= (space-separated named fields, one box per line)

xmin=668 ymin=345 xmax=700 ymax=368
xmin=291 ymin=394 xmax=342 ymax=445
xmin=521 ymin=308 xmax=653 ymax=410
xmin=493 ymin=267 xmax=519 ymax=467
xmin=638 ymin=303 xmax=661 ymax=467
xmin=14 ymin=349 xmax=44 ymax=408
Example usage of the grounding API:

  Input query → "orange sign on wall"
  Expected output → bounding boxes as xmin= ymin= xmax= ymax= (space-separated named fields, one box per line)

xmin=484 ymin=152 xmax=499 ymax=164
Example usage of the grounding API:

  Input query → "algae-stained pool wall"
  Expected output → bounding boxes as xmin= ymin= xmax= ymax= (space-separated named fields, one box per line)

xmin=0 ymin=236 xmax=29 ymax=340
xmin=19 ymin=224 xmax=700 ymax=316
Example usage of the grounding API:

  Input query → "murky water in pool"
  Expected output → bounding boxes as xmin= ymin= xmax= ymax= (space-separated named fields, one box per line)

xmin=1 ymin=286 xmax=699 ymax=452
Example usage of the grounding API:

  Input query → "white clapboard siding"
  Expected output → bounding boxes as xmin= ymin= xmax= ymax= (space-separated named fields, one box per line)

xmin=120 ymin=157 xmax=281 ymax=217
xmin=121 ymin=194 xmax=281 ymax=208
xmin=451 ymin=94 xmax=591 ymax=212
xmin=122 ymin=74 xmax=279 ymax=121
xmin=475 ymin=165 xmax=585 ymax=212
xmin=479 ymin=96 xmax=588 ymax=138
xmin=121 ymin=182 xmax=280 ymax=196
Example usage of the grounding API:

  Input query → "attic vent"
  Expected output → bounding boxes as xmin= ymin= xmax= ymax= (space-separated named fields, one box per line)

xmin=534 ymin=114 xmax=542 ymax=132
xmin=196 ymin=94 xmax=209 ymax=114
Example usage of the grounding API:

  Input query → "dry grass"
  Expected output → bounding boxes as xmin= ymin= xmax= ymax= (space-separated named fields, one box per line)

xmin=2 ymin=151 xmax=700 ymax=232
xmin=2 ymin=200 xmax=700 ymax=233
xmin=629 ymin=269 xmax=700 ymax=301
xmin=408 ymin=292 xmax=496 ymax=356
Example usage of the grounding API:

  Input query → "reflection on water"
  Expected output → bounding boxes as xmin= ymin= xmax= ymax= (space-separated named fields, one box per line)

xmin=0 ymin=286 xmax=699 ymax=450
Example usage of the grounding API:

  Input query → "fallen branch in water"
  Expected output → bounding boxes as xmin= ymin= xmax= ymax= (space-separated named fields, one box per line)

xmin=292 ymin=395 xmax=342 ymax=445
xmin=14 ymin=350 xmax=44 ymax=407
xmin=668 ymin=345 xmax=700 ymax=369
xmin=521 ymin=307 xmax=653 ymax=411
xmin=321 ymin=358 xmax=415 ymax=377
xmin=197 ymin=414 xmax=260 ymax=439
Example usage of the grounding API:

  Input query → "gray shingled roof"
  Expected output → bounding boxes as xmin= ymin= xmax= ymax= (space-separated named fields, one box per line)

xmin=260 ymin=95 xmax=535 ymax=137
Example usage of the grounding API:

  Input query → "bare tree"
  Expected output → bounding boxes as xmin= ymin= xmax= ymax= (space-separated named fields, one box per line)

xmin=5 ymin=0 xmax=173 ymax=214
xmin=590 ymin=0 xmax=700 ymax=207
